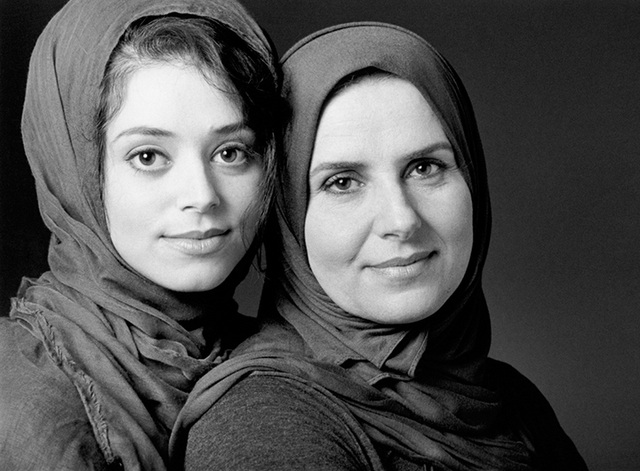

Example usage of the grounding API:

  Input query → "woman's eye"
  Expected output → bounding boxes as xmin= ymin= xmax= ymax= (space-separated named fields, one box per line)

xmin=137 ymin=151 xmax=157 ymax=166
xmin=407 ymin=160 xmax=443 ymax=178
xmin=213 ymin=146 xmax=247 ymax=165
xmin=332 ymin=177 xmax=353 ymax=191
xmin=322 ymin=174 xmax=362 ymax=194
xmin=127 ymin=149 xmax=169 ymax=172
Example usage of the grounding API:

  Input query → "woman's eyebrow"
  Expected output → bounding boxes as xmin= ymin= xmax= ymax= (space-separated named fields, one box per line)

xmin=112 ymin=121 xmax=251 ymax=142
xmin=309 ymin=161 xmax=365 ymax=178
xmin=113 ymin=126 xmax=174 ymax=141
xmin=309 ymin=142 xmax=454 ymax=178
xmin=403 ymin=142 xmax=454 ymax=159
xmin=215 ymin=121 xmax=253 ymax=136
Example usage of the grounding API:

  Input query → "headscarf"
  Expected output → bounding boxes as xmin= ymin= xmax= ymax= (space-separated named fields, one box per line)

xmin=172 ymin=23 xmax=586 ymax=470
xmin=10 ymin=0 xmax=277 ymax=468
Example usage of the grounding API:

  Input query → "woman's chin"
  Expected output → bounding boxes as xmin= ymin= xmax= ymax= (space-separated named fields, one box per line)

xmin=346 ymin=289 xmax=447 ymax=325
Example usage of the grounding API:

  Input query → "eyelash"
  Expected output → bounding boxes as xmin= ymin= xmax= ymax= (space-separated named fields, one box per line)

xmin=404 ymin=158 xmax=448 ymax=179
xmin=320 ymin=158 xmax=449 ymax=195
xmin=125 ymin=143 xmax=260 ymax=174
xmin=126 ymin=148 xmax=168 ymax=173
xmin=212 ymin=144 xmax=260 ymax=167
xmin=321 ymin=172 xmax=363 ymax=194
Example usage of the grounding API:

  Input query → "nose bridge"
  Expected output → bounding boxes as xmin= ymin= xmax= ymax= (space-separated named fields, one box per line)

xmin=372 ymin=176 xmax=421 ymax=239
xmin=178 ymin=152 xmax=219 ymax=212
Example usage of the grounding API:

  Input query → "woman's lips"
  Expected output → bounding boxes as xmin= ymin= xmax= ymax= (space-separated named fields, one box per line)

xmin=370 ymin=251 xmax=434 ymax=269
xmin=162 ymin=228 xmax=230 ymax=255
xmin=166 ymin=228 xmax=228 ymax=239
xmin=367 ymin=251 xmax=436 ymax=280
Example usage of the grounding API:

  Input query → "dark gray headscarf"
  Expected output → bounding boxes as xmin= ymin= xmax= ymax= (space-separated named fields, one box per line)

xmin=10 ymin=0 xmax=277 ymax=468
xmin=173 ymin=23 xmax=586 ymax=471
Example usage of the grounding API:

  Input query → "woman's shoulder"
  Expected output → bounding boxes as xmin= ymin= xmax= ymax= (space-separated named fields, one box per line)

xmin=185 ymin=372 xmax=384 ymax=471
xmin=486 ymin=358 xmax=588 ymax=470
xmin=486 ymin=358 xmax=567 ymax=416
xmin=486 ymin=358 xmax=545 ymax=395
xmin=0 ymin=316 xmax=108 ymax=470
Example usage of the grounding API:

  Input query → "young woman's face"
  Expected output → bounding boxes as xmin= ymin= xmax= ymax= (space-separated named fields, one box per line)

xmin=305 ymin=77 xmax=473 ymax=324
xmin=104 ymin=63 xmax=263 ymax=292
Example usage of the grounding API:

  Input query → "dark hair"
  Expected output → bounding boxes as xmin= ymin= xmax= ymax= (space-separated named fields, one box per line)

xmin=95 ymin=14 xmax=280 ymax=246
xmin=326 ymin=67 xmax=393 ymax=101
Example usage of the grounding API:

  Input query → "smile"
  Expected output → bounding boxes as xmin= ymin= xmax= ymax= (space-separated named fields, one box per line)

xmin=367 ymin=251 xmax=436 ymax=280
xmin=161 ymin=229 xmax=230 ymax=255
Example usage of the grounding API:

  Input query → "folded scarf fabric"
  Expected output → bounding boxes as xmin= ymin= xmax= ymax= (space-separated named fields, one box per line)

xmin=172 ymin=22 xmax=587 ymax=471
xmin=1 ymin=0 xmax=277 ymax=468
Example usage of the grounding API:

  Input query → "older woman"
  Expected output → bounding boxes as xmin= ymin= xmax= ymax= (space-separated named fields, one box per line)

xmin=173 ymin=23 xmax=587 ymax=470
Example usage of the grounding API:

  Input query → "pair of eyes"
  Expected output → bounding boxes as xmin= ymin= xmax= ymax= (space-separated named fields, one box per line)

xmin=321 ymin=159 xmax=447 ymax=193
xmin=128 ymin=145 xmax=253 ymax=172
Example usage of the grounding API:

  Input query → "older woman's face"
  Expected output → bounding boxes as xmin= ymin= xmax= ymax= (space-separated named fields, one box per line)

xmin=305 ymin=77 xmax=473 ymax=324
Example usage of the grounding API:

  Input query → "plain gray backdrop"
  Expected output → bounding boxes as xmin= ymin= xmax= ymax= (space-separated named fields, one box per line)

xmin=1 ymin=1 xmax=638 ymax=469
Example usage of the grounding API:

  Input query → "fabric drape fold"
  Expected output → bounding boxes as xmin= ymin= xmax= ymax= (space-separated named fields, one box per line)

xmin=172 ymin=22 xmax=586 ymax=471
xmin=7 ymin=0 xmax=277 ymax=468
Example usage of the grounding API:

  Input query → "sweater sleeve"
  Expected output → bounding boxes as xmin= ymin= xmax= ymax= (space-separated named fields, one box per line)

xmin=0 ymin=317 xmax=109 ymax=470
xmin=185 ymin=372 xmax=384 ymax=471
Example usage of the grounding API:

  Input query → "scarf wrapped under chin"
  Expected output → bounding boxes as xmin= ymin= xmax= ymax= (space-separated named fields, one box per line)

xmin=11 ymin=0 xmax=277 ymax=468
xmin=172 ymin=23 xmax=585 ymax=470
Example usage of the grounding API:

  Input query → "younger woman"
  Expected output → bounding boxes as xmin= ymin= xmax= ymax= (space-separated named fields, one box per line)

xmin=173 ymin=23 xmax=587 ymax=470
xmin=0 ymin=0 xmax=279 ymax=469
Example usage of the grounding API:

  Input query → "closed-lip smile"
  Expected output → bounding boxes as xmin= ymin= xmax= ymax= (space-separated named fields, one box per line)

xmin=164 ymin=228 xmax=228 ymax=240
xmin=367 ymin=251 xmax=436 ymax=282
xmin=162 ymin=228 xmax=230 ymax=255
xmin=370 ymin=251 xmax=434 ymax=269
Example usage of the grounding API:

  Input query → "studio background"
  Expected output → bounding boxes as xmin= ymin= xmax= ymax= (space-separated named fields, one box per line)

xmin=1 ymin=1 xmax=638 ymax=469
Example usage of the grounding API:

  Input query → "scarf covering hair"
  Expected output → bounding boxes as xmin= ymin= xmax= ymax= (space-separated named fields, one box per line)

xmin=10 ymin=0 xmax=277 ymax=468
xmin=172 ymin=23 xmax=586 ymax=470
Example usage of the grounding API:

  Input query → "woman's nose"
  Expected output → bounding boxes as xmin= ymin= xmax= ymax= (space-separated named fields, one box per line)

xmin=372 ymin=181 xmax=422 ymax=240
xmin=177 ymin=158 xmax=220 ymax=213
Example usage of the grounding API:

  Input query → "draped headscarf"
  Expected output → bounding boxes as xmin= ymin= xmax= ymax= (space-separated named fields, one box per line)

xmin=172 ymin=23 xmax=586 ymax=470
xmin=10 ymin=0 xmax=277 ymax=468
